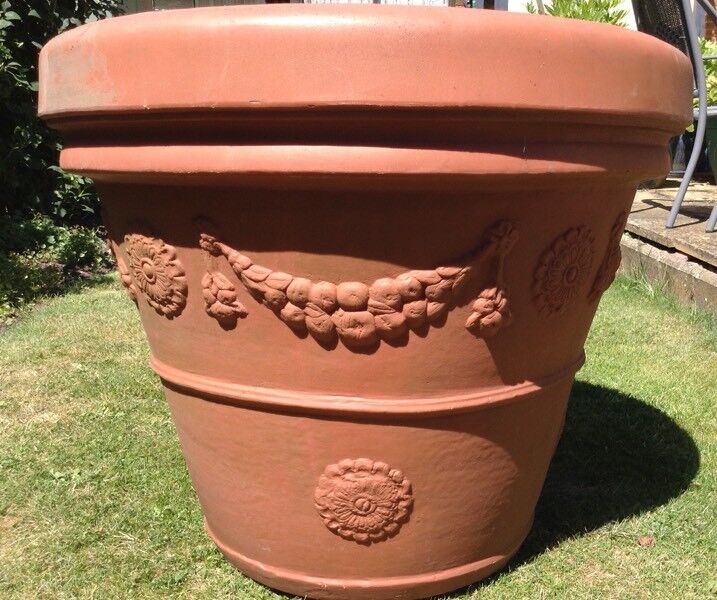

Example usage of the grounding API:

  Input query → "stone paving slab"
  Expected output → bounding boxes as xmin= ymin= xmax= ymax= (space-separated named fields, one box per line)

xmin=624 ymin=181 xmax=717 ymax=316
xmin=619 ymin=233 xmax=717 ymax=317
xmin=631 ymin=181 xmax=717 ymax=269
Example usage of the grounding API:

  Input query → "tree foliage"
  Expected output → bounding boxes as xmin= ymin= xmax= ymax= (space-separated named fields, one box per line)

xmin=700 ymin=38 xmax=717 ymax=107
xmin=526 ymin=0 xmax=629 ymax=27
xmin=0 ymin=0 xmax=123 ymax=224
xmin=0 ymin=1 xmax=123 ymax=319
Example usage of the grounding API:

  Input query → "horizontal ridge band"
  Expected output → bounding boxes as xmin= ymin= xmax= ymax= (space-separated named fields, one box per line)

xmin=150 ymin=351 xmax=585 ymax=417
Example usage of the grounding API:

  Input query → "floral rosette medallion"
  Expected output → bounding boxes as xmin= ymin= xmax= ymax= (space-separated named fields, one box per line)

xmin=111 ymin=242 xmax=138 ymax=303
xmin=314 ymin=459 xmax=414 ymax=544
xmin=124 ymin=233 xmax=188 ymax=318
xmin=533 ymin=226 xmax=595 ymax=316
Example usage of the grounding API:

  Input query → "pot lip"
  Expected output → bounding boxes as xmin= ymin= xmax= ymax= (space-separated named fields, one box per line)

xmin=55 ymin=142 xmax=671 ymax=189
xmin=38 ymin=5 xmax=692 ymax=134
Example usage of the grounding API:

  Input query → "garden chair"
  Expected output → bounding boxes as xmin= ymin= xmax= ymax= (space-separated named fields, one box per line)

xmin=633 ymin=0 xmax=717 ymax=232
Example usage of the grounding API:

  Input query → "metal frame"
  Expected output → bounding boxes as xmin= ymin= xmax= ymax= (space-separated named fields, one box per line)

xmin=668 ymin=0 xmax=717 ymax=232
xmin=698 ymin=0 xmax=717 ymax=231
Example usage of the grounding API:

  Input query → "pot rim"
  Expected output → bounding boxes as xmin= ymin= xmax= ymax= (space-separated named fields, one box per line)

xmin=39 ymin=5 xmax=692 ymax=134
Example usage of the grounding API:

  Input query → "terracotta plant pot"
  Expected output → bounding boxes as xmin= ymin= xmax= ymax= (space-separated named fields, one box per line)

xmin=39 ymin=7 xmax=691 ymax=599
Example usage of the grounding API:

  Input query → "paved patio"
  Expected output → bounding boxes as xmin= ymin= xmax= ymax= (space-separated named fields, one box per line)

xmin=621 ymin=180 xmax=717 ymax=315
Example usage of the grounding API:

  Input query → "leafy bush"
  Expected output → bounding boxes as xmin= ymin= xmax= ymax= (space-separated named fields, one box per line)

xmin=1 ymin=0 xmax=123 ymax=224
xmin=684 ymin=39 xmax=717 ymax=131
xmin=699 ymin=38 xmax=717 ymax=107
xmin=0 ymin=214 xmax=112 ymax=321
xmin=526 ymin=0 xmax=629 ymax=27
xmin=0 ymin=1 xmax=122 ymax=319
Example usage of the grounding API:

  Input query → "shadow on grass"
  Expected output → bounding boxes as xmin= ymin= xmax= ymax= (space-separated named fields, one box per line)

xmin=210 ymin=380 xmax=699 ymax=600
xmin=444 ymin=380 xmax=700 ymax=597
xmin=248 ymin=380 xmax=699 ymax=600
xmin=254 ymin=380 xmax=698 ymax=600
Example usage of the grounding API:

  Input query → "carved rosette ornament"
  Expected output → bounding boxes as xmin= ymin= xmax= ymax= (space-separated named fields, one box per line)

xmin=314 ymin=459 xmax=413 ymax=544
xmin=198 ymin=220 xmax=518 ymax=348
xmin=533 ymin=226 xmax=595 ymax=316
xmin=111 ymin=242 xmax=137 ymax=303
xmin=590 ymin=211 xmax=628 ymax=302
xmin=124 ymin=233 xmax=188 ymax=318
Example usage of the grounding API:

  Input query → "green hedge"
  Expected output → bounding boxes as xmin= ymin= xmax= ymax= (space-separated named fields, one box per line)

xmin=1 ymin=0 xmax=123 ymax=223
xmin=1 ymin=1 xmax=124 ymax=319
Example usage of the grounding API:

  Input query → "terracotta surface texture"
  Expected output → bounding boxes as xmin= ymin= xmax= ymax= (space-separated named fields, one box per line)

xmin=39 ymin=6 xmax=692 ymax=600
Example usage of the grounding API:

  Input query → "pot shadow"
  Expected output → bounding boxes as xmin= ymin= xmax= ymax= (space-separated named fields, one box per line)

xmin=224 ymin=381 xmax=698 ymax=600
xmin=441 ymin=380 xmax=700 ymax=598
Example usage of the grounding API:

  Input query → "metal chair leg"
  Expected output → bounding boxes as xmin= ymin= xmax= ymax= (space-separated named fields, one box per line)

xmin=668 ymin=0 xmax=709 ymax=228
xmin=695 ymin=0 xmax=717 ymax=232
xmin=698 ymin=0 xmax=717 ymax=29
xmin=707 ymin=198 xmax=717 ymax=232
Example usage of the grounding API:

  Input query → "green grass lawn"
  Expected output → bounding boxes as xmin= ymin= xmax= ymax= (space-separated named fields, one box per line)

xmin=1 ymin=275 xmax=715 ymax=599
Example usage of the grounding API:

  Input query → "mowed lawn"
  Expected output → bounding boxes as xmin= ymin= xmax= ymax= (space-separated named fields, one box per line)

xmin=1 ymin=275 xmax=715 ymax=599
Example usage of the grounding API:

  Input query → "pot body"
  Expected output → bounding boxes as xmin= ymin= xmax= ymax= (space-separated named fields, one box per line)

xmin=39 ymin=6 xmax=692 ymax=599
xmin=94 ymin=182 xmax=604 ymax=599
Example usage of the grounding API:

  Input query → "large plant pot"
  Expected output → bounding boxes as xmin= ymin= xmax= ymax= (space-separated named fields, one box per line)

xmin=39 ymin=7 xmax=691 ymax=600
